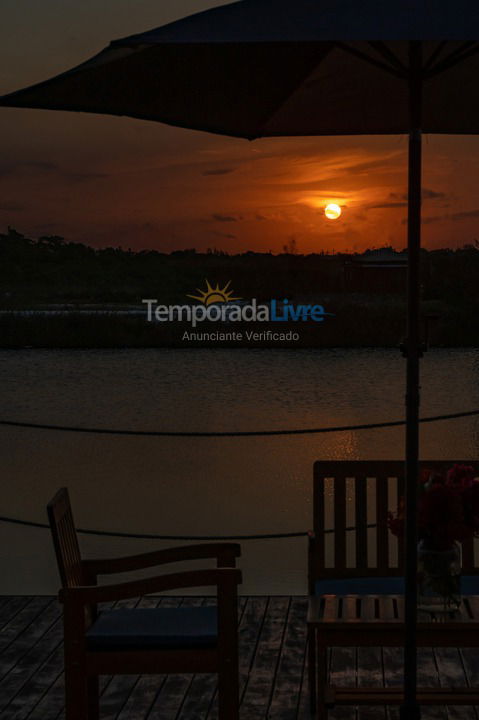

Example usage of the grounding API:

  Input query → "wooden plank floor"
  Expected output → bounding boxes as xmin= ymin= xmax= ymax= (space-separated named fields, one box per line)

xmin=0 ymin=596 xmax=479 ymax=719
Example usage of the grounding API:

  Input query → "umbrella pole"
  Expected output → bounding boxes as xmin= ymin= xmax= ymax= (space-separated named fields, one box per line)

xmin=400 ymin=40 xmax=423 ymax=720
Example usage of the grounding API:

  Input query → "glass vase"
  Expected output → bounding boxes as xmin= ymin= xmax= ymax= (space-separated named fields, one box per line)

xmin=417 ymin=540 xmax=462 ymax=614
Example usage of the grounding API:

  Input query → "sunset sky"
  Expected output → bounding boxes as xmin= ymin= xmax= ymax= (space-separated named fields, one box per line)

xmin=1 ymin=0 xmax=479 ymax=254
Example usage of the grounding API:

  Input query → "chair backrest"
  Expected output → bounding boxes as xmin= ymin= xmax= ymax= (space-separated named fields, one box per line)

xmin=310 ymin=460 xmax=479 ymax=589
xmin=47 ymin=487 xmax=83 ymax=588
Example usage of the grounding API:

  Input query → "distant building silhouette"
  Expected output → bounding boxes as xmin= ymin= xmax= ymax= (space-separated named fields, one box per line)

xmin=344 ymin=248 xmax=408 ymax=293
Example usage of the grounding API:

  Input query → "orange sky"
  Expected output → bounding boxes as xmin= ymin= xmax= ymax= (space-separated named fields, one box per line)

xmin=1 ymin=0 xmax=479 ymax=254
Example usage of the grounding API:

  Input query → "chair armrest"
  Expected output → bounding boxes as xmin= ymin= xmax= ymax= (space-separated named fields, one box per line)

xmin=81 ymin=543 xmax=241 ymax=577
xmin=60 ymin=567 xmax=242 ymax=605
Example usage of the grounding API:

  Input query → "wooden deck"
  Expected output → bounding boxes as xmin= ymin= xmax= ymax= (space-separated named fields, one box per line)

xmin=1 ymin=595 xmax=479 ymax=719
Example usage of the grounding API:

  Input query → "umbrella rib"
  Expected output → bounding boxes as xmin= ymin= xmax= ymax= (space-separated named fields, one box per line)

xmin=254 ymin=41 xmax=405 ymax=136
xmin=368 ymin=41 xmax=408 ymax=74
xmin=426 ymin=42 xmax=479 ymax=78
xmin=336 ymin=42 xmax=407 ymax=79
xmin=423 ymin=41 xmax=448 ymax=71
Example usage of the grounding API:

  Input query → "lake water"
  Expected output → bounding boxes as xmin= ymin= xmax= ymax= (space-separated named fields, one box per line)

xmin=1 ymin=347 xmax=479 ymax=595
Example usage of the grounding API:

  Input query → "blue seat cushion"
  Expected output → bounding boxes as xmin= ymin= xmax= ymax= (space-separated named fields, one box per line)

xmin=86 ymin=606 xmax=217 ymax=651
xmin=315 ymin=576 xmax=479 ymax=595
xmin=315 ymin=577 xmax=404 ymax=595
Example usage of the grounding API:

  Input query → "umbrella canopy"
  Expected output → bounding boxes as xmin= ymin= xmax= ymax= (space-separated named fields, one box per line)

xmin=1 ymin=0 xmax=479 ymax=136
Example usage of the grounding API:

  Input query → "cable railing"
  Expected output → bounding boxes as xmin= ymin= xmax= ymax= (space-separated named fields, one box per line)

xmin=1 ymin=408 xmax=478 ymax=438
xmin=1 ymin=407 xmax=477 ymax=538
xmin=0 ymin=514 xmax=379 ymax=540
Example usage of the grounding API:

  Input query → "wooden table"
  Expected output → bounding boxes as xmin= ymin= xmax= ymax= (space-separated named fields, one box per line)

xmin=307 ymin=594 xmax=479 ymax=718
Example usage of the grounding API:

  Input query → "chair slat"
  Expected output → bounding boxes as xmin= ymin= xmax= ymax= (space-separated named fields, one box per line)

xmin=334 ymin=475 xmax=347 ymax=571
xmin=376 ymin=473 xmax=389 ymax=571
xmin=47 ymin=488 xmax=83 ymax=588
xmin=397 ymin=469 xmax=405 ymax=570
xmin=360 ymin=596 xmax=376 ymax=621
xmin=378 ymin=596 xmax=395 ymax=621
xmin=314 ymin=475 xmax=326 ymax=572
xmin=355 ymin=474 xmax=368 ymax=571
xmin=322 ymin=596 xmax=338 ymax=622
xmin=341 ymin=596 xmax=358 ymax=621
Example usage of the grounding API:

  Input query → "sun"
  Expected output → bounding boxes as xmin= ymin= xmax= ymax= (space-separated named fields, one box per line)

xmin=325 ymin=203 xmax=342 ymax=220
xmin=187 ymin=280 xmax=241 ymax=306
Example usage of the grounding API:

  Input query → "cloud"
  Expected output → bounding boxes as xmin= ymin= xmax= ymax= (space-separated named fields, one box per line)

xmin=421 ymin=216 xmax=443 ymax=225
xmin=369 ymin=201 xmax=408 ymax=209
xmin=0 ymin=163 xmax=20 ymax=178
xmin=64 ymin=171 xmax=109 ymax=183
xmin=423 ymin=189 xmax=446 ymax=200
xmin=24 ymin=161 xmax=57 ymax=172
xmin=210 ymin=230 xmax=237 ymax=240
xmin=0 ymin=160 xmax=108 ymax=183
xmin=281 ymin=150 xmax=405 ymax=192
xmin=370 ymin=187 xmax=448 ymax=211
xmin=451 ymin=208 xmax=479 ymax=221
xmin=202 ymin=167 xmax=236 ymax=176
xmin=0 ymin=160 xmax=58 ymax=177
xmin=0 ymin=202 xmax=25 ymax=212
xmin=33 ymin=222 xmax=62 ymax=232
xmin=212 ymin=213 xmax=240 ymax=222
xmin=390 ymin=188 xmax=446 ymax=201
xmin=404 ymin=208 xmax=479 ymax=225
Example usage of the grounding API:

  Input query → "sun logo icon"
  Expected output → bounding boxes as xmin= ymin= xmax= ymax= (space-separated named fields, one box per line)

xmin=187 ymin=280 xmax=241 ymax=306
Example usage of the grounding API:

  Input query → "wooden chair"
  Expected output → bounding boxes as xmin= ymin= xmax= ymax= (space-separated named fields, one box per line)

xmin=47 ymin=488 xmax=242 ymax=720
xmin=308 ymin=460 xmax=479 ymax=711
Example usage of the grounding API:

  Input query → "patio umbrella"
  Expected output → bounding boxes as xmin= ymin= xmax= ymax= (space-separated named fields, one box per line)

xmin=2 ymin=2 xmax=479 ymax=716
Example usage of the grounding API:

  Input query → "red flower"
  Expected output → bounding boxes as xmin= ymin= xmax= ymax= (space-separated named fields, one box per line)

xmin=388 ymin=464 xmax=479 ymax=549
xmin=446 ymin=464 xmax=475 ymax=489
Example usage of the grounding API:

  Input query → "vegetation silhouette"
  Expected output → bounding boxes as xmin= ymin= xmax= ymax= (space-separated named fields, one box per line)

xmin=0 ymin=227 xmax=478 ymax=348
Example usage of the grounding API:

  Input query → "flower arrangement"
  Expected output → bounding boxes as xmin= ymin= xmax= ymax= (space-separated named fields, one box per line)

xmin=388 ymin=464 xmax=479 ymax=551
